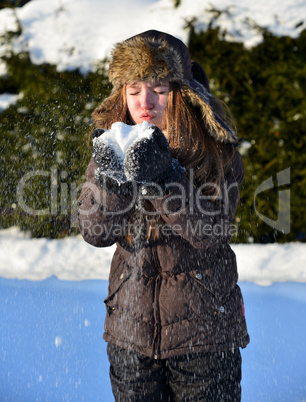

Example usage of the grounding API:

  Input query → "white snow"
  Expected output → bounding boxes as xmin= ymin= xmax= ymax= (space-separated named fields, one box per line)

xmin=1 ymin=226 xmax=305 ymax=286
xmin=0 ymin=0 xmax=305 ymax=73
xmin=0 ymin=92 xmax=20 ymax=111
xmin=233 ymin=242 xmax=306 ymax=286
xmin=94 ymin=121 xmax=154 ymax=162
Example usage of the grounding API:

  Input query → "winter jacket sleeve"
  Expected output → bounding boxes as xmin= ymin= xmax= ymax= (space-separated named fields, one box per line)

xmin=78 ymin=157 xmax=134 ymax=247
xmin=147 ymin=151 xmax=244 ymax=249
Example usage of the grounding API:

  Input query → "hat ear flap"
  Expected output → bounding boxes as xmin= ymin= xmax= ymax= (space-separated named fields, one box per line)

xmin=181 ymin=84 xmax=237 ymax=143
xmin=191 ymin=60 xmax=210 ymax=93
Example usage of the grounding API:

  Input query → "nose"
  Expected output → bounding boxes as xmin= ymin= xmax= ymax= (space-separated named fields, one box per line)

xmin=140 ymin=89 xmax=153 ymax=110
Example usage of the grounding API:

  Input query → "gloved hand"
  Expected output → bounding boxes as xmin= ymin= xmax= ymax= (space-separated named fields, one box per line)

xmin=92 ymin=128 xmax=132 ymax=195
xmin=123 ymin=126 xmax=185 ymax=191
xmin=92 ymin=128 xmax=124 ymax=173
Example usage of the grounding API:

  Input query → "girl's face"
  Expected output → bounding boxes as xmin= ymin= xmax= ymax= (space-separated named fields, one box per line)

xmin=126 ymin=81 xmax=170 ymax=129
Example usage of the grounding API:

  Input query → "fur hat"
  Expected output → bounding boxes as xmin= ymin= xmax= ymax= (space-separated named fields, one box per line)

xmin=96 ymin=30 xmax=237 ymax=144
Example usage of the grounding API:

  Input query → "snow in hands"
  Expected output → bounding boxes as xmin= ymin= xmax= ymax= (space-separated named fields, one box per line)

xmin=93 ymin=121 xmax=155 ymax=184
xmin=94 ymin=121 xmax=154 ymax=161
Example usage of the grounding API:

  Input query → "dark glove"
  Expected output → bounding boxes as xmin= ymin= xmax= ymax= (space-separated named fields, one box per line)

xmin=92 ymin=128 xmax=124 ymax=173
xmin=123 ymin=126 xmax=185 ymax=191
xmin=92 ymin=128 xmax=132 ymax=195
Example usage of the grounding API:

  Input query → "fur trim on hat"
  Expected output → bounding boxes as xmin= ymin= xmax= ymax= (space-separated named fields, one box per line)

xmin=109 ymin=36 xmax=185 ymax=86
xmin=181 ymin=82 xmax=237 ymax=143
xmin=95 ymin=32 xmax=238 ymax=144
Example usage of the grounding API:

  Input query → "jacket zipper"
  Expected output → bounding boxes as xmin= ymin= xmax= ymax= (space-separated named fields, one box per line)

xmin=152 ymin=247 xmax=162 ymax=360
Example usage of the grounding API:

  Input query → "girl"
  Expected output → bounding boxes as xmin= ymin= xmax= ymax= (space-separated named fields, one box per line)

xmin=78 ymin=30 xmax=249 ymax=401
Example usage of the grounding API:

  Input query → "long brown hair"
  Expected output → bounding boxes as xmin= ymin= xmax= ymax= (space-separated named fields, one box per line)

xmin=166 ymin=83 xmax=236 ymax=196
xmin=92 ymin=86 xmax=128 ymax=130
xmin=91 ymin=83 xmax=236 ymax=243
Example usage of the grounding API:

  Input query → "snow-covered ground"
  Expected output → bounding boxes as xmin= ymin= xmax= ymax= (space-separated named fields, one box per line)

xmin=1 ymin=227 xmax=306 ymax=286
xmin=1 ymin=0 xmax=306 ymax=400
xmin=1 ymin=276 xmax=306 ymax=401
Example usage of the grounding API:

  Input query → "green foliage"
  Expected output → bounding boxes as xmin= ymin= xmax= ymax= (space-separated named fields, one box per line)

xmin=1 ymin=23 xmax=305 ymax=242
xmin=0 ymin=42 xmax=110 ymax=237
xmin=188 ymin=26 xmax=306 ymax=243
xmin=0 ymin=0 xmax=31 ymax=10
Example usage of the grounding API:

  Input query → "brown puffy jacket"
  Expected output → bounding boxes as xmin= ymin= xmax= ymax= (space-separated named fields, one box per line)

xmin=78 ymin=152 xmax=250 ymax=359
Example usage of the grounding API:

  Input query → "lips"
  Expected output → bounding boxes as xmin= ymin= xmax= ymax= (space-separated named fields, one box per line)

xmin=140 ymin=113 xmax=154 ymax=120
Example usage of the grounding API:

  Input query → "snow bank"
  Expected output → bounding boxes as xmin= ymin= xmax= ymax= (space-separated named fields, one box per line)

xmin=0 ymin=227 xmax=115 ymax=281
xmin=1 ymin=227 xmax=305 ymax=285
xmin=232 ymin=243 xmax=306 ymax=286
xmin=0 ymin=0 xmax=305 ymax=73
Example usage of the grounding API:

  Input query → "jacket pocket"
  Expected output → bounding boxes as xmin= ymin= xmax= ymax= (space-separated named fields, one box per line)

xmin=104 ymin=261 xmax=132 ymax=316
xmin=187 ymin=270 xmax=221 ymax=316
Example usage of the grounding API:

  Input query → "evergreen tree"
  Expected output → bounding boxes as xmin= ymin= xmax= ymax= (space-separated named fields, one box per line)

xmin=0 ymin=22 xmax=305 ymax=242
xmin=188 ymin=26 xmax=306 ymax=243
xmin=0 ymin=45 xmax=109 ymax=237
